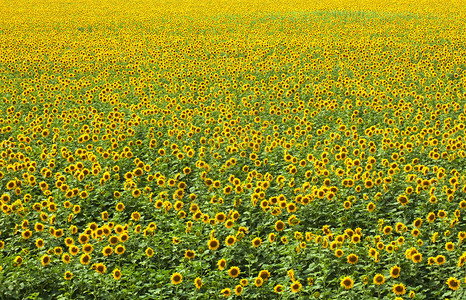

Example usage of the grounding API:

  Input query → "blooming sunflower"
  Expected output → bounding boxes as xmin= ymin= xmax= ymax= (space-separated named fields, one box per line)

xmin=392 ymin=283 xmax=406 ymax=295
xmin=274 ymin=284 xmax=284 ymax=293
xmin=275 ymin=220 xmax=285 ymax=231
xmin=340 ymin=276 xmax=354 ymax=290
xmin=228 ymin=266 xmax=240 ymax=278
xmin=145 ymin=247 xmax=154 ymax=257
xmin=40 ymin=255 xmax=51 ymax=267
xmin=234 ymin=285 xmax=243 ymax=296
xmin=436 ymin=255 xmax=446 ymax=265
xmin=171 ymin=272 xmax=182 ymax=285
xmin=447 ymin=277 xmax=460 ymax=290
xmin=194 ymin=277 xmax=203 ymax=289
xmin=64 ymin=271 xmax=73 ymax=280
xmin=102 ymin=246 xmax=113 ymax=257
xmin=217 ymin=259 xmax=226 ymax=270
xmin=112 ymin=268 xmax=122 ymax=280
xmin=225 ymin=235 xmax=236 ymax=246
xmin=254 ymin=277 xmax=264 ymax=287
xmin=347 ymin=253 xmax=358 ymax=264
xmin=115 ymin=245 xmax=125 ymax=255
xmin=373 ymin=274 xmax=385 ymax=285
xmin=221 ymin=288 xmax=231 ymax=297
xmin=290 ymin=281 xmax=302 ymax=293
xmin=80 ymin=254 xmax=91 ymax=265
xmin=184 ymin=250 xmax=195 ymax=259
xmin=252 ymin=237 xmax=262 ymax=248
xmin=95 ymin=263 xmax=107 ymax=274
xmin=208 ymin=238 xmax=220 ymax=251
xmin=390 ymin=265 xmax=401 ymax=278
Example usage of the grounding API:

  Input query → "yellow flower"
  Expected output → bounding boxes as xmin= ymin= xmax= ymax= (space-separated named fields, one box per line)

xmin=392 ymin=283 xmax=406 ymax=296
xmin=390 ymin=265 xmax=401 ymax=278
xmin=171 ymin=272 xmax=182 ymax=285
xmin=228 ymin=266 xmax=240 ymax=278
xmin=290 ymin=281 xmax=302 ymax=293
xmin=64 ymin=271 xmax=73 ymax=280
xmin=112 ymin=268 xmax=122 ymax=280
xmin=447 ymin=277 xmax=460 ymax=290
xmin=373 ymin=274 xmax=385 ymax=285
xmin=194 ymin=277 xmax=203 ymax=289
xmin=340 ymin=276 xmax=353 ymax=289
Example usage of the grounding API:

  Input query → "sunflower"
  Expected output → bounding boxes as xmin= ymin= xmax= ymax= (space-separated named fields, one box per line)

xmin=215 ymin=212 xmax=226 ymax=223
xmin=21 ymin=230 xmax=32 ymax=239
xmin=109 ymin=235 xmax=119 ymax=245
xmin=131 ymin=211 xmax=141 ymax=221
xmin=290 ymin=281 xmax=302 ymax=293
xmin=428 ymin=257 xmax=436 ymax=265
xmin=258 ymin=270 xmax=270 ymax=281
xmin=274 ymin=284 xmax=284 ymax=293
xmin=392 ymin=283 xmax=406 ymax=295
xmin=427 ymin=212 xmax=436 ymax=223
xmin=184 ymin=250 xmax=195 ymax=259
xmin=64 ymin=271 xmax=73 ymax=280
xmin=194 ymin=277 xmax=203 ymax=289
xmin=438 ymin=210 xmax=447 ymax=218
xmin=208 ymin=238 xmax=220 ymax=251
xmin=447 ymin=277 xmax=460 ymax=290
xmin=234 ymin=285 xmax=243 ymax=296
xmin=80 ymin=254 xmax=91 ymax=265
xmin=275 ymin=220 xmax=285 ymax=231
xmin=268 ymin=233 xmax=276 ymax=243
xmin=397 ymin=195 xmax=409 ymax=206
xmin=445 ymin=242 xmax=455 ymax=251
xmin=35 ymin=238 xmax=45 ymax=248
xmin=343 ymin=201 xmax=352 ymax=209
xmin=171 ymin=272 xmax=182 ymax=285
xmin=383 ymin=226 xmax=392 ymax=235
xmin=95 ymin=263 xmax=107 ymax=274
xmin=412 ymin=253 xmax=422 ymax=263
xmin=73 ymin=205 xmax=81 ymax=214
xmin=347 ymin=254 xmax=358 ymax=264
xmin=254 ymin=277 xmax=264 ymax=287
xmin=366 ymin=202 xmax=375 ymax=212
xmin=115 ymin=202 xmax=125 ymax=212
xmin=62 ymin=253 xmax=71 ymax=264
xmin=102 ymin=246 xmax=113 ymax=256
xmin=69 ymin=246 xmax=80 ymax=256
xmin=252 ymin=237 xmax=262 ymax=248
xmin=351 ymin=234 xmax=361 ymax=243
xmin=41 ymin=254 xmax=51 ymax=267
xmin=225 ymin=235 xmax=236 ymax=247
xmin=340 ymin=276 xmax=354 ymax=290
xmin=221 ymin=288 xmax=231 ymax=297
xmin=78 ymin=233 xmax=89 ymax=244
xmin=217 ymin=259 xmax=226 ymax=270
xmin=145 ymin=247 xmax=154 ymax=257
xmin=335 ymin=249 xmax=344 ymax=258
xmin=54 ymin=247 xmax=63 ymax=255
xmin=228 ymin=266 xmax=240 ymax=278
xmin=82 ymin=243 xmax=93 ymax=254
xmin=373 ymin=274 xmax=385 ymax=285
xmin=112 ymin=268 xmax=122 ymax=280
xmin=120 ymin=233 xmax=129 ymax=243
xmin=436 ymin=255 xmax=446 ymax=265
xmin=13 ymin=256 xmax=23 ymax=267
xmin=34 ymin=223 xmax=44 ymax=232
xmin=115 ymin=245 xmax=125 ymax=255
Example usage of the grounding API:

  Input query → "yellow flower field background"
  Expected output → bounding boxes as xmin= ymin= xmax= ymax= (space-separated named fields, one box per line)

xmin=0 ymin=0 xmax=466 ymax=298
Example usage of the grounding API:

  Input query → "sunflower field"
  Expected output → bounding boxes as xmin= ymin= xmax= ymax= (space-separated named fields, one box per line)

xmin=0 ymin=0 xmax=466 ymax=299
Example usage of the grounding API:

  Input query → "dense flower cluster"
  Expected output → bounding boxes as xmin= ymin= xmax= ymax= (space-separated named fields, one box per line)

xmin=0 ymin=0 xmax=465 ymax=299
